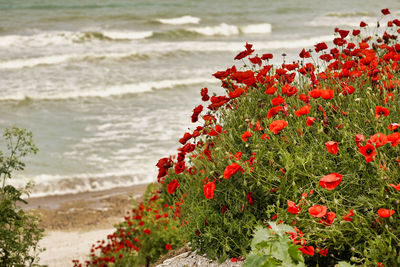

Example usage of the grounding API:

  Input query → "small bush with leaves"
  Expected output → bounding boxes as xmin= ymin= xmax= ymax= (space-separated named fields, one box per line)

xmin=244 ymin=222 xmax=306 ymax=267
xmin=0 ymin=127 xmax=44 ymax=267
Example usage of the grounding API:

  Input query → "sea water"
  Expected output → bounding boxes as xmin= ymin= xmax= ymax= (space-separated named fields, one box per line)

xmin=0 ymin=0 xmax=399 ymax=196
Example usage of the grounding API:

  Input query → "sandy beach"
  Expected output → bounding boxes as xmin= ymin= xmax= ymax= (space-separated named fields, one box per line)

xmin=23 ymin=183 xmax=149 ymax=266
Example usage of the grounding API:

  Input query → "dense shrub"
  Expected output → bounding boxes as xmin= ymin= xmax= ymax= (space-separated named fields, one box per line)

xmin=75 ymin=184 xmax=184 ymax=267
xmin=0 ymin=127 xmax=44 ymax=266
xmin=159 ymin=9 xmax=400 ymax=266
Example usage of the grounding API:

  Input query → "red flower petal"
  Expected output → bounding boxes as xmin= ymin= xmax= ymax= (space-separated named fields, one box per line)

xmin=319 ymin=173 xmax=342 ymax=190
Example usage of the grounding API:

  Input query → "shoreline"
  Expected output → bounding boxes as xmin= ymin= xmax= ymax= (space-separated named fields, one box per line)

xmin=22 ymin=183 xmax=149 ymax=266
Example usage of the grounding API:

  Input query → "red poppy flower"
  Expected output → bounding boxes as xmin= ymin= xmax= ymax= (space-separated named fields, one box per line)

xmin=319 ymin=173 xmax=342 ymax=190
xmin=390 ymin=184 xmax=400 ymax=191
xmin=354 ymin=134 xmax=365 ymax=148
xmin=165 ymin=244 xmax=172 ymax=250
xmin=321 ymin=89 xmax=334 ymax=100
xmin=144 ymin=229 xmax=151 ymax=235
xmin=376 ymin=106 xmax=390 ymax=118
xmin=387 ymin=132 xmax=400 ymax=147
xmin=167 ymin=179 xmax=180 ymax=194
xmin=325 ymin=141 xmax=339 ymax=155
xmin=299 ymin=48 xmax=311 ymax=58
xmin=222 ymin=205 xmax=228 ymax=214
xmin=314 ymin=42 xmax=328 ymax=53
xmin=249 ymin=56 xmax=262 ymax=66
xmin=191 ymin=105 xmax=203 ymax=123
xmin=338 ymin=29 xmax=350 ymax=39
xmin=287 ymin=200 xmax=301 ymax=215
xmin=203 ymin=181 xmax=216 ymax=199
xmin=179 ymin=132 xmax=192 ymax=145
xmin=271 ymin=95 xmax=285 ymax=106
xmin=318 ymin=248 xmax=329 ymax=256
xmin=234 ymin=50 xmax=249 ymax=60
xmin=381 ymin=8 xmax=390 ymax=15
xmin=267 ymin=106 xmax=284 ymax=119
xmin=388 ymin=123 xmax=400 ymax=131
xmin=265 ymin=86 xmax=277 ymax=95
xmin=299 ymin=246 xmax=314 ymax=256
xmin=306 ymin=117 xmax=315 ymax=127
xmin=224 ymin=163 xmax=241 ymax=179
xmin=294 ymin=105 xmax=311 ymax=117
xmin=254 ymin=121 xmax=264 ymax=131
xmin=308 ymin=89 xmax=322 ymax=98
xmin=261 ymin=133 xmax=270 ymax=140
xmin=319 ymin=211 xmax=336 ymax=226
xmin=261 ymin=53 xmax=273 ymax=60
xmin=343 ymin=209 xmax=354 ymax=222
xmin=228 ymin=87 xmax=244 ymax=99
xmin=377 ymin=208 xmax=395 ymax=218
xmin=241 ymin=131 xmax=252 ymax=142
xmin=174 ymin=161 xmax=185 ymax=174
xmin=200 ymin=87 xmax=210 ymax=101
xmin=308 ymin=205 xmax=327 ymax=218
xmin=341 ymin=85 xmax=355 ymax=95
xmin=360 ymin=21 xmax=367 ymax=27
xmin=359 ymin=143 xmax=376 ymax=163
xmin=246 ymin=192 xmax=254 ymax=206
xmin=368 ymin=133 xmax=388 ymax=148
xmin=281 ymin=84 xmax=297 ymax=97
xmin=269 ymin=120 xmax=288 ymax=134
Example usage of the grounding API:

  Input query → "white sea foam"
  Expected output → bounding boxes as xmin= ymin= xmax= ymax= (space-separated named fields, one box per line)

xmin=156 ymin=15 xmax=201 ymax=25
xmin=187 ymin=23 xmax=240 ymax=36
xmin=0 ymin=77 xmax=218 ymax=101
xmin=0 ymin=52 xmax=136 ymax=70
xmin=186 ymin=22 xmax=272 ymax=36
xmin=241 ymin=23 xmax=272 ymax=34
xmin=102 ymin=30 xmax=153 ymax=40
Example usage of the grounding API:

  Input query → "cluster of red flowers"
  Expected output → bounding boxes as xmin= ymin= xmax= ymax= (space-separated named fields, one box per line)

xmin=73 ymin=190 xmax=181 ymax=267
xmin=156 ymin=8 xmax=400 ymax=265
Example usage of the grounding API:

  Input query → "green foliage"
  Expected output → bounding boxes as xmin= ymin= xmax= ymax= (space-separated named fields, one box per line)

xmin=0 ymin=127 xmax=44 ymax=266
xmin=244 ymin=223 xmax=305 ymax=267
xmin=158 ymin=14 xmax=400 ymax=266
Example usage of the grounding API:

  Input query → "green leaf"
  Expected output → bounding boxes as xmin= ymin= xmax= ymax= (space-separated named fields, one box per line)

xmin=287 ymin=243 xmax=304 ymax=263
xmin=244 ymin=253 xmax=269 ymax=267
xmin=336 ymin=261 xmax=356 ymax=267
xmin=251 ymin=226 xmax=272 ymax=249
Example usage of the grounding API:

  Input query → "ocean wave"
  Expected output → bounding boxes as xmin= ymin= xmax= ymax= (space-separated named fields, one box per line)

xmin=155 ymin=15 xmax=201 ymax=25
xmin=0 ymin=77 xmax=218 ymax=101
xmin=186 ymin=22 xmax=272 ymax=36
xmin=0 ymin=35 xmax=333 ymax=70
xmin=0 ymin=22 xmax=271 ymax=48
xmin=10 ymin=172 xmax=154 ymax=198
xmin=0 ymin=52 xmax=153 ymax=70
xmin=0 ymin=30 xmax=153 ymax=47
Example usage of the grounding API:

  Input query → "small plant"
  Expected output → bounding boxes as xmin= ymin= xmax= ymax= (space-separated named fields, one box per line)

xmin=0 ymin=127 xmax=44 ymax=266
xmin=75 ymin=183 xmax=184 ymax=267
xmin=244 ymin=222 xmax=305 ymax=267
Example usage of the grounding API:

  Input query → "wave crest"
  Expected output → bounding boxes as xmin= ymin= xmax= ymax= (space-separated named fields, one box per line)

xmin=0 ymin=78 xmax=218 ymax=101
xmin=155 ymin=15 xmax=201 ymax=25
